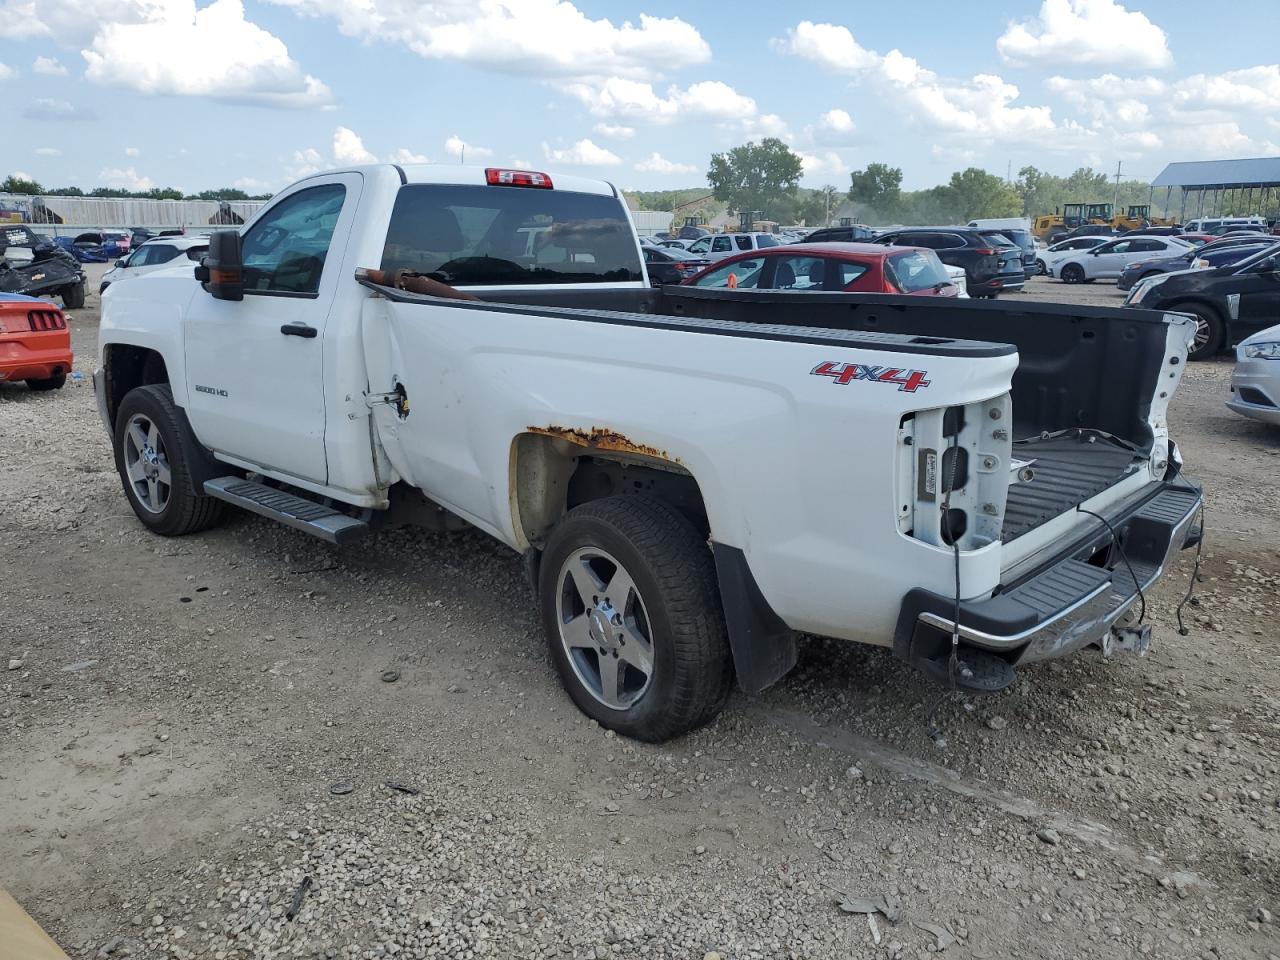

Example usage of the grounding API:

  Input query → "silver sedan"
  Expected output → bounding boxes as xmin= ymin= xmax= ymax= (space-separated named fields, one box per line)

xmin=1227 ymin=323 xmax=1280 ymax=425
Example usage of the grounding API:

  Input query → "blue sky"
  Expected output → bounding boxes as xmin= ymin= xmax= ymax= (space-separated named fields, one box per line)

xmin=3 ymin=0 xmax=1278 ymax=194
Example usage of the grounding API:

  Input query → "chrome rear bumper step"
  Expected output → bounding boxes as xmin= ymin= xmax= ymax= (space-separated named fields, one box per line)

xmin=203 ymin=477 xmax=369 ymax=544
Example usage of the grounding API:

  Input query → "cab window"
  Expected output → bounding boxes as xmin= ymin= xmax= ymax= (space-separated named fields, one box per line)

xmin=241 ymin=184 xmax=346 ymax=296
xmin=711 ymin=236 xmax=733 ymax=253
xmin=770 ymin=255 xmax=834 ymax=290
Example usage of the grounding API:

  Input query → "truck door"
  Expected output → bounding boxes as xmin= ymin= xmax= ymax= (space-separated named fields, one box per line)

xmin=183 ymin=173 xmax=362 ymax=485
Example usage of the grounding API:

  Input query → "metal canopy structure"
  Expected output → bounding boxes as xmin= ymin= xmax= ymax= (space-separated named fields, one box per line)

xmin=1150 ymin=157 xmax=1280 ymax=223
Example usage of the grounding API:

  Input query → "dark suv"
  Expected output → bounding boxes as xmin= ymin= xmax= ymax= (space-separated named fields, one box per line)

xmin=873 ymin=227 xmax=1025 ymax=298
xmin=800 ymin=224 xmax=875 ymax=243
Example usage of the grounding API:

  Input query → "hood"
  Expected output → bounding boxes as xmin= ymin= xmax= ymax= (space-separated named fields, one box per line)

xmin=0 ymin=291 xmax=47 ymax=304
xmin=1239 ymin=323 xmax=1280 ymax=349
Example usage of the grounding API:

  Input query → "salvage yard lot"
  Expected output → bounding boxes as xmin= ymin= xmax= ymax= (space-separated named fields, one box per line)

xmin=3 ymin=270 xmax=1279 ymax=960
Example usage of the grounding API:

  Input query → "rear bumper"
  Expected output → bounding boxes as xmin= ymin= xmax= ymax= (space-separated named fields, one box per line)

xmin=971 ymin=275 xmax=1026 ymax=295
xmin=0 ymin=335 xmax=73 ymax=383
xmin=895 ymin=478 xmax=1201 ymax=666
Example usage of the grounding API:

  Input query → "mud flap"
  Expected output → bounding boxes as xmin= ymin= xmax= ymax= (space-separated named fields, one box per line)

xmin=712 ymin=543 xmax=797 ymax=693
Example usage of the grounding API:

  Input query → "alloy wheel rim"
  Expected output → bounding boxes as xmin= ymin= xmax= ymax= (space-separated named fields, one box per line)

xmin=122 ymin=413 xmax=171 ymax=514
xmin=555 ymin=546 xmax=655 ymax=710
xmin=1192 ymin=316 xmax=1211 ymax=350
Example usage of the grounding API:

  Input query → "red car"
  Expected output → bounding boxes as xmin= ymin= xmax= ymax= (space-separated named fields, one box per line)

xmin=0 ymin=293 xmax=73 ymax=391
xmin=681 ymin=242 xmax=960 ymax=297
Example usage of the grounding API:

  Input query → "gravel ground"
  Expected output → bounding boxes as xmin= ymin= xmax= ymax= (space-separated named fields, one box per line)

xmin=2 ymin=272 xmax=1279 ymax=960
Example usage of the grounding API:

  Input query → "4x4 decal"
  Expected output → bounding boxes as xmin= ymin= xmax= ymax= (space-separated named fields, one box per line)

xmin=811 ymin=360 xmax=931 ymax=393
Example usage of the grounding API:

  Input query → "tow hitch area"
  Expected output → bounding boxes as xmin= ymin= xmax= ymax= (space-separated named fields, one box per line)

xmin=1100 ymin=623 xmax=1153 ymax=658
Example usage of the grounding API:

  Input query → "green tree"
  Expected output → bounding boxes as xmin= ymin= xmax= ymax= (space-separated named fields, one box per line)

xmin=946 ymin=167 xmax=1022 ymax=219
xmin=144 ymin=187 xmax=184 ymax=200
xmin=847 ymin=163 xmax=902 ymax=212
xmin=190 ymin=187 xmax=252 ymax=201
xmin=45 ymin=186 xmax=84 ymax=196
xmin=707 ymin=138 xmax=803 ymax=220
xmin=2 ymin=175 xmax=43 ymax=195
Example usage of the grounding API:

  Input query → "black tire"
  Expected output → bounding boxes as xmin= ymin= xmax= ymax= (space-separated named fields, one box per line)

xmin=113 ymin=384 xmax=226 ymax=536
xmin=1061 ymin=263 xmax=1085 ymax=284
xmin=27 ymin=372 xmax=66 ymax=391
xmin=1169 ymin=301 xmax=1224 ymax=361
xmin=61 ymin=282 xmax=85 ymax=309
xmin=1035 ymin=259 xmax=1047 ymax=276
xmin=539 ymin=495 xmax=733 ymax=742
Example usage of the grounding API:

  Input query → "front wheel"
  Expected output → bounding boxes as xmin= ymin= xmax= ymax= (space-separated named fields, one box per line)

xmin=1061 ymin=263 xmax=1085 ymax=284
xmin=1170 ymin=301 xmax=1224 ymax=361
xmin=113 ymin=384 xmax=227 ymax=536
xmin=539 ymin=495 xmax=733 ymax=742
xmin=1035 ymin=259 xmax=1047 ymax=276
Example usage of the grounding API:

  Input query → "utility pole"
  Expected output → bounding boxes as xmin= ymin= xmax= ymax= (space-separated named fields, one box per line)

xmin=1007 ymin=159 xmax=1012 ymax=185
xmin=1112 ymin=160 xmax=1122 ymax=212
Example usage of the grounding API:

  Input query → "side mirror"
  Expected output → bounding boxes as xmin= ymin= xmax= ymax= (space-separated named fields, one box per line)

xmin=195 ymin=231 xmax=244 ymax=301
xmin=115 ymin=258 xmax=127 ymax=268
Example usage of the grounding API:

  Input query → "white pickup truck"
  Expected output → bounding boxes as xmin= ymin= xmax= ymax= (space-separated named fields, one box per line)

xmin=95 ymin=164 xmax=1203 ymax=741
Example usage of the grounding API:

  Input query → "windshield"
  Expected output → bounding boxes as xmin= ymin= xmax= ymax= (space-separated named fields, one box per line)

xmin=1002 ymin=229 xmax=1035 ymax=251
xmin=381 ymin=184 xmax=643 ymax=286
xmin=887 ymin=250 xmax=951 ymax=292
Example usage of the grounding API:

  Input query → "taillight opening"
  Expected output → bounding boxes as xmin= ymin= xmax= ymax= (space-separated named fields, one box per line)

xmin=485 ymin=168 xmax=553 ymax=189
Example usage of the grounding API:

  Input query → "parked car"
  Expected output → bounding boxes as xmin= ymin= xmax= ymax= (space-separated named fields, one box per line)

xmin=676 ymin=224 xmax=709 ymax=241
xmin=872 ymin=227 xmax=1024 ymax=298
xmin=967 ymin=219 xmax=1036 ymax=273
xmin=54 ymin=232 xmax=128 ymax=263
xmin=1117 ymin=236 xmax=1277 ymax=291
xmin=658 ymin=239 xmax=692 ymax=250
xmin=1035 ymin=235 xmax=1110 ymax=276
xmin=800 ymin=224 xmax=875 ymax=243
xmin=0 ymin=225 xmax=87 ymax=308
xmin=1052 ymin=235 xmax=1192 ymax=283
xmin=683 ymin=243 xmax=961 ymax=297
xmin=642 ymin=244 xmax=709 ymax=286
xmin=103 ymin=230 xmax=132 ymax=253
xmin=93 ymin=162 xmax=1202 ymax=740
xmin=1122 ymin=225 xmax=1184 ymax=236
xmin=1058 ymin=224 xmax=1116 ymax=242
xmin=1226 ymin=323 xmax=1280 ymax=425
xmin=1171 ymin=233 xmax=1214 ymax=247
xmin=943 ymin=263 xmax=969 ymax=297
xmin=130 ymin=227 xmax=157 ymax=249
xmin=100 ymin=235 xmax=210 ymax=295
xmin=1125 ymin=240 xmax=1280 ymax=359
xmin=1183 ymin=216 xmax=1267 ymax=234
xmin=0 ymin=292 xmax=73 ymax=391
xmin=684 ymin=231 xmax=782 ymax=261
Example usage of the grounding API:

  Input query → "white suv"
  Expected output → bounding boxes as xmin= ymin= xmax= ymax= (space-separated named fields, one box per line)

xmin=685 ymin=232 xmax=782 ymax=260
xmin=99 ymin=234 xmax=210 ymax=295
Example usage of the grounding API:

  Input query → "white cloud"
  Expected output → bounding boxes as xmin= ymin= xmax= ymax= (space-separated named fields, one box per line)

xmin=22 ymin=97 xmax=94 ymax=120
xmin=32 ymin=55 xmax=66 ymax=75
xmin=444 ymin=135 xmax=493 ymax=161
xmin=594 ymin=122 xmax=634 ymax=139
xmin=813 ymin=107 xmax=856 ymax=145
xmin=287 ymin=146 xmax=324 ymax=179
xmin=1172 ymin=65 xmax=1280 ymax=112
xmin=1046 ymin=74 xmax=1167 ymax=104
xmin=997 ymin=0 xmax=1171 ymax=69
xmin=233 ymin=176 xmax=275 ymax=193
xmin=333 ymin=126 xmax=375 ymax=164
xmin=0 ymin=0 xmax=45 ymax=39
xmin=35 ymin=146 xmax=61 ymax=156
xmin=0 ymin=62 xmax=14 ymax=80
xmin=82 ymin=0 xmax=334 ymax=109
xmin=798 ymin=151 xmax=848 ymax=178
xmin=262 ymin=0 xmax=709 ymax=80
xmin=542 ymin=138 xmax=621 ymax=166
xmin=99 ymin=166 xmax=154 ymax=190
xmin=564 ymin=77 xmax=758 ymax=125
xmin=740 ymin=113 xmax=790 ymax=138
xmin=634 ymin=153 xmax=698 ymax=175
xmin=124 ymin=145 xmax=140 ymax=157
xmin=777 ymin=21 xmax=1056 ymax=144
xmin=388 ymin=147 xmax=428 ymax=164
xmin=771 ymin=21 xmax=878 ymax=72
xmin=10 ymin=170 xmax=33 ymax=181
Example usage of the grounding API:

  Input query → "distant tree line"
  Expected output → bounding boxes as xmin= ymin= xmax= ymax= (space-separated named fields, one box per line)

xmin=627 ymin=139 xmax=1208 ymax=228
xmin=1 ymin=175 xmax=273 ymax=201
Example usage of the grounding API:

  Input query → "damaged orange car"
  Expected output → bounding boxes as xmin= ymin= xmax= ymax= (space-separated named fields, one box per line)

xmin=0 ymin=293 xmax=73 ymax=391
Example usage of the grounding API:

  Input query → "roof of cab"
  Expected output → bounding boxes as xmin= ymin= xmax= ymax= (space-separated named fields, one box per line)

xmin=396 ymin=163 xmax=617 ymax=197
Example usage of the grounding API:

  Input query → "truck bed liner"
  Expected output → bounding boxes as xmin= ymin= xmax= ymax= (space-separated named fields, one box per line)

xmin=1002 ymin=434 xmax=1142 ymax=542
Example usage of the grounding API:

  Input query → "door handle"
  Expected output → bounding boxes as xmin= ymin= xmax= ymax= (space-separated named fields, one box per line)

xmin=280 ymin=323 xmax=317 ymax=339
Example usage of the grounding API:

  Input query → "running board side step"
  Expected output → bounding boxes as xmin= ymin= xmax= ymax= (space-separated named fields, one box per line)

xmin=203 ymin=477 xmax=369 ymax=544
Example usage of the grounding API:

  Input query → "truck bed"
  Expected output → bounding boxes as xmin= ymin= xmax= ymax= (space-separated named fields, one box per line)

xmin=1002 ymin=433 xmax=1143 ymax=542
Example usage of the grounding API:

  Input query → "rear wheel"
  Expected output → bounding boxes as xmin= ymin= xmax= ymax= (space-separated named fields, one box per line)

xmin=61 ymin=282 xmax=85 ymax=309
xmin=1060 ymin=263 xmax=1085 ymax=284
xmin=1035 ymin=259 xmax=1047 ymax=276
xmin=539 ymin=495 xmax=733 ymax=742
xmin=27 ymin=372 xmax=66 ymax=391
xmin=1169 ymin=301 xmax=1224 ymax=361
xmin=113 ymin=384 xmax=227 ymax=536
